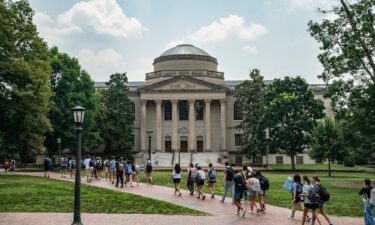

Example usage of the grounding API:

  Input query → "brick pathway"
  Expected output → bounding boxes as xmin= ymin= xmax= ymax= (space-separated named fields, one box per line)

xmin=0 ymin=172 xmax=362 ymax=225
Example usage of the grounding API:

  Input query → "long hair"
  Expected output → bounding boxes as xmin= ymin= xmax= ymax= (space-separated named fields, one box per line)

xmin=303 ymin=176 xmax=310 ymax=185
xmin=312 ymin=176 xmax=320 ymax=182
xmin=293 ymin=174 xmax=302 ymax=185
xmin=175 ymin=164 xmax=181 ymax=174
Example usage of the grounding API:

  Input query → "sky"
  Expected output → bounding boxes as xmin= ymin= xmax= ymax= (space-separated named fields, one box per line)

xmin=29 ymin=0 xmax=336 ymax=84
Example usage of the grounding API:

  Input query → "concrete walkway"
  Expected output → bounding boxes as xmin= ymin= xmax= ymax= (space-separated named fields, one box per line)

xmin=0 ymin=172 xmax=362 ymax=225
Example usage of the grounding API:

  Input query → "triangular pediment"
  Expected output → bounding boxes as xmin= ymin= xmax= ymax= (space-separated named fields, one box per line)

xmin=139 ymin=76 xmax=228 ymax=92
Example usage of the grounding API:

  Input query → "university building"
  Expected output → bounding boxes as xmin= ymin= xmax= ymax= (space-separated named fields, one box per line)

xmin=95 ymin=44 xmax=331 ymax=166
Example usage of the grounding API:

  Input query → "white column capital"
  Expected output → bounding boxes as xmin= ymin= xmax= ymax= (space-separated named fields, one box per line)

xmin=140 ymin=100 xmax=147 ymax=105
xmin=204 ymin=99 xmax=212 ymax=104
xmin=171 ymin=99 xmax=178 ymax=104
xmin=188 ymin=99 xmax=196 ymax=104
xmin=155 ymin=99 xmax=163 ymax=105
xmin=220 ymin=99 xmax=226 ymax=104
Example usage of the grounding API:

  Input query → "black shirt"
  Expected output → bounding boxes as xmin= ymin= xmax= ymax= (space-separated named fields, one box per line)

xmin=359 ymin=187 xmax=372 ymax=198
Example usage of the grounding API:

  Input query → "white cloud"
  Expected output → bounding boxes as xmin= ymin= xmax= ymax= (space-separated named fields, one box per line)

xmin=242 ymin=45 xmax=258 ymax=55
xmin=189 ymin=15 xmax=267 ymax=43
xmin=78 ymin=48 xmax=127 ymax=81
xmin=58 ymin=0 xmax=143 ymax=38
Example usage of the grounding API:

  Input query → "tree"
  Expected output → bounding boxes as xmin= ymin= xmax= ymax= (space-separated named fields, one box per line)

xmin=264 ymin=77 xmax=325 ymax=170
xmin=0 ymin=0 xmax=52 ymax=162
xmin=98 ymin=73 xmax=134 ymax=157
xmin=236 ymin=69 xmax=268 ymax=163
xmin=308 ymin=0 xmax=375 ymax=164
xmin=45 ymin=47 xmax=101 ymax=155
xmin=309 ymin=117 xmax=345 ymax=176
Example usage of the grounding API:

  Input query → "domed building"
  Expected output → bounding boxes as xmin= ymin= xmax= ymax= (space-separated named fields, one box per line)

xmin=95 ymin=44 xmax=331 ymax=166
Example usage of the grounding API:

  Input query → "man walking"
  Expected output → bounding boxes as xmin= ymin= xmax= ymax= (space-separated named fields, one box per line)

xmin=115 ymin=157 xmax=124 ymax=188
xmin=221 ymin=162 xmax=234 ymax=203
xmin=60 ymin=154 xmax=68 ymax=178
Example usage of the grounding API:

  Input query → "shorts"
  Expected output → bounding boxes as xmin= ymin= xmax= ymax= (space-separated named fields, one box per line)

xmin=293 ymin=196 xmax=303 ymax=203
xmin=173 ymin=178 xmax=181 ymax=184
xmin=234 ymin=191 xmax=244 ymax=200
xmin=44 ymin=166 xmax=50 ymax=171
xmin=208 ymin=180 xmax=216 ymax=184
xmin=249 ymin=190 xmax=258 ymax=197
xmin=258 ymin=189 xmax=266 ymax=195
xmin=304 ymin=203 xmax=318 ymax=209
xmin=109 ymin=168 xmax=116 ymax=173
xmin=61 ymin=166 xmax=67 ymax=170
xmin=197 ymin=181 xmax=204 ymax=186
xmin=317 ymin=202 xmax=325 ymax=209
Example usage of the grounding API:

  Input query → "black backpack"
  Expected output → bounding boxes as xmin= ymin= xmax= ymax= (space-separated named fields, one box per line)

xmin=235 ymin=175 xmax=246 ymax=192
xmin=308 ymin=183 xmax=322 ymax=203
xmin=89 ymin=160 xmax=94 ymax=167
xmin=146 ymin=163 xmax=152 ymax=172
xmin=226 ymin=167 xmax=234 ymax=181
xmin=259 ymin=175 xmax=270 ymax=190
xmin=319 ymin=184 xmax=330 ymax=202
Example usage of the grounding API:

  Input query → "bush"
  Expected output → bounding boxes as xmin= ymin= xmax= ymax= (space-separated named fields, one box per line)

xmin=343 ymin=156 xmax=355 ymax=167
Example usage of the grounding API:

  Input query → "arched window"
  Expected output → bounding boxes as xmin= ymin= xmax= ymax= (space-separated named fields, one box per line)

xmin=233 ymin=101 xmax=243 ymax=120
xmin=130 ymin=102 xmax=135 ymax=121
xmin=195 ymin=101 xmax=204 ymax=120
xmin=164 ymin=102 xmax=172 ymax=120
xmin=179 ymin=101 xmax=189 ymax=120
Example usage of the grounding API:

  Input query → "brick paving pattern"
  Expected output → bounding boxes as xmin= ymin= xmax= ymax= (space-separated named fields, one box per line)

xmin=0 ymin=172 xmax=362 ymax=225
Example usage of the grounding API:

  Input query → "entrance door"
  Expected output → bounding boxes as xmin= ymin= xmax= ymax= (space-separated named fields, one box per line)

xmin=180 ymin=140 xmax=188 ymax=152
xmin=165 ymin=141 xmax=171 ymax=152
xmin=197 ymin=140 xmax=203 ymax=152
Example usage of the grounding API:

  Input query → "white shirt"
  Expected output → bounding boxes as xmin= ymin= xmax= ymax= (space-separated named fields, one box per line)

xmin=172 ymin=170 xmax=181 ymax=179
xmin=84 ymin=158 xmax=92 ymax=169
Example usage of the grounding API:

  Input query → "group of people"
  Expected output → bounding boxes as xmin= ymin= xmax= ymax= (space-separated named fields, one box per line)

xmin=2 ymin=159 xmax=16 ymax=172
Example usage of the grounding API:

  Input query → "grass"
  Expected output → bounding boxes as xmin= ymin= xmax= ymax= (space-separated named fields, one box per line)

xmin=268 ymin=164 xmax=375 ymax=172
xmin=139 ymin=170 xmax=373 ymax=217
xmin=0 ymin=174 xmax=205 ymax=215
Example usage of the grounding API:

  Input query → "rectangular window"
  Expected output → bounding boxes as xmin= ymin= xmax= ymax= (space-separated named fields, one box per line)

xmin=276 ymin=156 xmax=283 ymax=164
xmin=236 ymin=156 xmax=243 ymax=165
xmin=195 ymin=101 xmax=204 ymax=120
xmin=253 ymin=156 xmax=263 ymax=164
xmin=197 ymin=140 xmax=203 ymax=152
xmin=296 ymin=156 xmax=304 ymax=165
xmin=234 ymin=134 xmax=242 ymax=146
xmin=179 ymin=101 xmax=189 ymax=120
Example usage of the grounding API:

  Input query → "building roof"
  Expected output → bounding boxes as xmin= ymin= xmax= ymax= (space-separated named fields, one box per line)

xmin=160 ymin=44 xmax=211 ymax=57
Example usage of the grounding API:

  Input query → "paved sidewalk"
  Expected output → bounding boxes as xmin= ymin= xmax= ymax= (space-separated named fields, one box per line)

xmin=0 ymin=172 xmax=362 ymax=225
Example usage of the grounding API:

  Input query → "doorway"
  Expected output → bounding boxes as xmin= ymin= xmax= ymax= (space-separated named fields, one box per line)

xmin=180 ymin=140 xmax=188 ymax=152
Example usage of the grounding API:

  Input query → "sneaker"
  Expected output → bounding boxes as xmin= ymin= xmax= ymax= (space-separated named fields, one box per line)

xmin=288 ymin=216 xmax=296 ymax=220
xmin=242 ymin=210 xmax=247 ymax=218
xmin=211 ymin=193 xmax=215 ymax=199
xmin=256 ymin=209 xmax=260 ymax=214
xmin=202 ymin=196 xmax=206 ymax=201
xmin=179 ymin=192 xmax=182 ymax=197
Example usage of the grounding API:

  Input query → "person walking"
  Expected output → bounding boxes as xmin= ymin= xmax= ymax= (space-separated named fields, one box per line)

xmin=109 ymin=156 xmax=116 ymax=184
xmin=289 ymin=175 xmax=304 ymax=220
xmin=83 ymin=155 xmax=92 ymax=182
xmin=241 ymin=165 xmax=250 ymax=202
xmin=43 ymin=155 xmax=52 ymax=179
xmin=132 ymin=162 xmax=140 ymax=186
xmin=95 ymin=157 xmax=103 ymax=180
xmin=144 ymin=159 xmax=153 ymax=184
xmin=221 ymin=162 xmax=234 ymax=203
xmin=359 ymin=178 xmax=374 ymax=225
xmin=256 ymin=170 xmax=269 ymax=212
xmin=207 ymin=163 xmax=217 ymax=199
xmin=195 ymin=166 xmax=206 ymax=200
xmin=172 ymin=164 xmax=182 ymax=197
xmin=312 ymin=176 xmax=333 ymax=225
xmin=60 ymin=154 xmax=68 ymax=178
xmin=9 ymin=159 xmax=16 ymax=172
xmin=115 ymin=157 xmax=124 ymax=188
xmin=103 ymin=158 xmax=109 ymax=180
xmin=3 ymin=159 xmax=10 ymax=172
xmin=187 ymin=163 xmax=196 ymax=195
xmin=247 ymin=172 xmax=261 ymax=214
xmin=69 ymin=157 xmax=76 ymax=179
xmin=234 ymin=169 xmax=247 ymax=217
xmin=299 ymin=176 xmax=317 ymax=225
xmin=125 ymin=160 xmax=133 ymax=187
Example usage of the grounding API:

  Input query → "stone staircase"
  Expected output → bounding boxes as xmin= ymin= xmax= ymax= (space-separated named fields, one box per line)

xmin=150 ymin=152 xmax=223 ymax=167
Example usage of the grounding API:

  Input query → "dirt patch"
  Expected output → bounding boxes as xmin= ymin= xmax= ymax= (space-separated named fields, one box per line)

xmin=334 ymin=181 xmax=362 ymax=188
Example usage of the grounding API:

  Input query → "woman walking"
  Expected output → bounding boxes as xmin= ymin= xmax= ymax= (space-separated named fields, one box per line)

xmin=234 ymin=169 xmax=247 ymax=217
xmin=195 ymin=166 xmax=206 ymax=200
xmin=172 ymin=164 xmax=182 ymax=196
xmin=207 ymin=163 xmax=217 ymax=199
xmin=247 ymin=172 xmax=260 ymax=214
xmin=300 ymin=176 xmax=318 ymax=225
xmin=359 ymin=178 xmax=374 ymax=225
xmin=312 ymin=176 xmax=333 ymax=225
xmin=289 ymin=175 xmax=304 ymax=220
xmin=187 ymin=163 xmax=196 ymax=195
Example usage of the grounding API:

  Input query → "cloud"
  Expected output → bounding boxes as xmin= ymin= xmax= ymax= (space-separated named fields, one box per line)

xmin=77 ymin=48 xmax=127 ymax=81
xmin=188 ymin=15 xmax=267 ymax=43
xmin=58 ymin=0 xmax=143 ymax=38
xmin=242 ymin=45 xmax=258 ymax=54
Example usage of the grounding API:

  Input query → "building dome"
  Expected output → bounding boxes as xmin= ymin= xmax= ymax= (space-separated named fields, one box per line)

xmin=153 ymin=44 xmax=218 ymax=71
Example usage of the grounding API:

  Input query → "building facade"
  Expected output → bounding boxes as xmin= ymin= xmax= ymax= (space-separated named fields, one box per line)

xmin=95 ymin=44 xmax=331 ymax=165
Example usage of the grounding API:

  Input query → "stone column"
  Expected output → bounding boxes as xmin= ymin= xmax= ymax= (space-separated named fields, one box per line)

xmin=204 ymin=99 xmax=211 ymax=151
xmin=140 ymin=100 xmax=147 ymax=152
xmin=188 ymin=99 xmax=196 ymax=152
xmin=220 ymin=99 xmax=226 ymax=151
xmin=171 ymin=100 xmax=178 ymax=152
xmin=155 ymin=100 xmax=162 ymax=152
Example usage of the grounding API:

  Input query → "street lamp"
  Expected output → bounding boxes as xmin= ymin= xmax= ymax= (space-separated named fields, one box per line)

xmin=57 ymin=137 xmax=61 ymax=171
xmin=265 ymin=128 xmax=269 ymax=168
xmin=147 ymin=130 xmax=153 ymax=161
xmin=71 ymin=106 xmax=85 ymax=225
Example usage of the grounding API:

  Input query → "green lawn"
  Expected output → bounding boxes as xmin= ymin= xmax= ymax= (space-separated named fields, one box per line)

xmin=140 ymin=170 xmax=372 ymax=217
xmin=0 ymin=174 xmax=205 ymax=215
xmin=268 ymin=163 xmax=374 ymax=172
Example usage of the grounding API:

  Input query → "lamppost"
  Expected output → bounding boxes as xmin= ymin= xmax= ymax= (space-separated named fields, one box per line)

xmin=265 ymin=128 xmax=269 ymax=168
xmin=147 ymin=130 xmax=153 ymax=161
xmin=57 ymin=137 xmax=61 ymax=171
xmin=72 ymin=106 xmax=85 ymax=225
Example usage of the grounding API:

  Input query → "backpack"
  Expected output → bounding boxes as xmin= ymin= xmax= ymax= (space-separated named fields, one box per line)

xmin=105 ymin=160 xmax=110 ymax=167
xmin=226 ymin=167 xmax=234 ymax=181
xmin=125 ymin=164 xmax=132 ymax=175
xmin=110 ymin=160 xmax=116 ymax=170
xmin=318 ymin=184 xmax=330 ymax=202
xmin=71 ymin=160 xmax=76 ymax=169
xmin=259 ymin=175 xmax=270 ymax=190
xmin=308 ymin=183 xmax=322 ymax=203
xmin=89 ymin=160 xmax=94 ymax=167
xmin=146 ymin=163 xmax=152 ymax=173
xmin=131 ymin=164 xmax=135 ymax=172
xmin=369 ymin=188 xmax=375 ymax=206
xmin=197 ymin=170 xmax=206 ymax=182
xmin=96 ymin=161 xmax=103 ymax=170
xmin=44 ymin=158 xmax=50 ymax=167
xmin=188 ymin=168 xmax=196 ymax=181
xmin=235 ymin=174 xmax=247 ymax=192
xmin=118 ymin=163 xmax=124 ymax=172
xmin=61 ymin=157 xmax=68 ymax=166
xmin=283 ymin=177 xmax=294 ymax=193
xmin=209 ymin=169 xmax=216 ymax=180
xmin=250 ymin=178 xmax=261 ymax=192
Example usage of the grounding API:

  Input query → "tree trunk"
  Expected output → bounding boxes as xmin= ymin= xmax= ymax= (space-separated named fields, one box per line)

xmin=291 ymin=154 xmax=296 ymax=171
xmin=328 ymin=158 xmax=331 ymax=177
